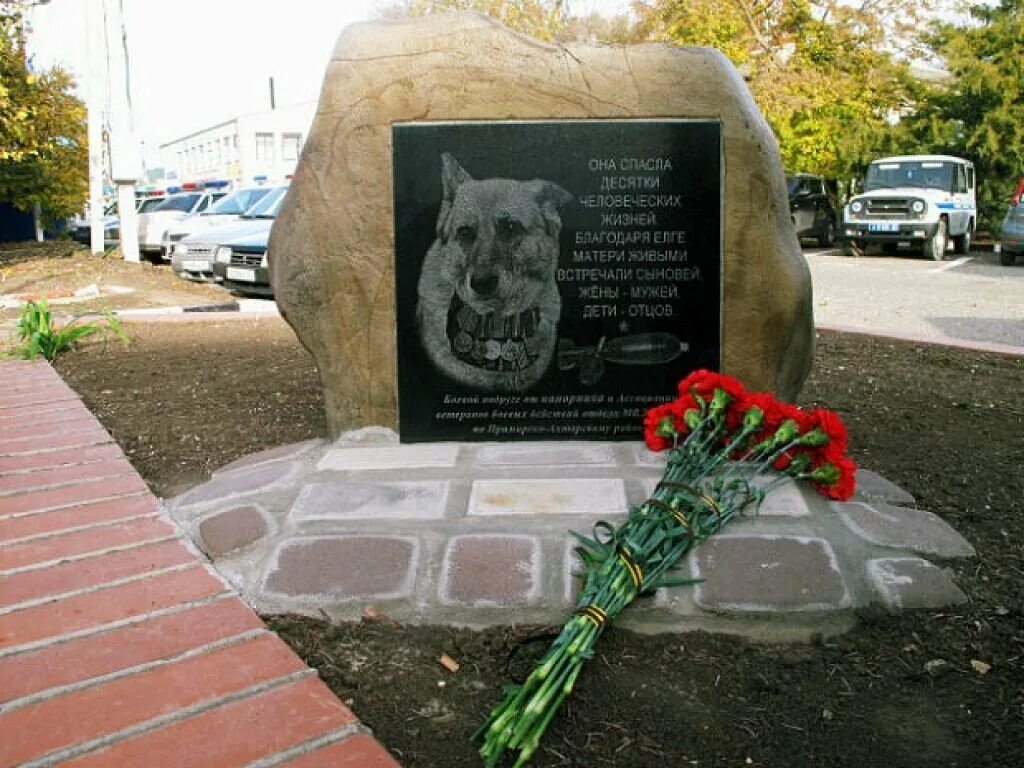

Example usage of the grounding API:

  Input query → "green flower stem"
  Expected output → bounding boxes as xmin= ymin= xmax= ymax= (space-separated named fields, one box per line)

xmin=476 ymin=399 xmax=805 ymax=766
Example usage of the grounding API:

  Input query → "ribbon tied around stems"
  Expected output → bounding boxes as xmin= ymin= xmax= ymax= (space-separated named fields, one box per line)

xmin=573 ymin=604 xmax=609 ymax=628
xmin=615 ymin=543 xmax=644 ymax=594
xmin=655 ymin=480 xmax=724 ymax=533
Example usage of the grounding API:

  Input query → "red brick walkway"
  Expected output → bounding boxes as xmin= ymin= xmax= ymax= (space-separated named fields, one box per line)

xmin=0 ymin=359 xmax=400 ymax=768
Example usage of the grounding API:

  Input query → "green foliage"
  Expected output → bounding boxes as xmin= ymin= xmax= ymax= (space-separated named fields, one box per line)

xmin=382 ymin=0 xmax=640 ymax=43
xmin=0 ymin=1 xmax=88 ymax=225
xmin=9 ymin=297 xmax=129 ymax=361
xmin=634 ymin=0 xmax=926 ymax=182
xmin=384 ymin=0 xmax=1022 ymax=221
xmin=899 ymin=0 xmax=1024 ymax=232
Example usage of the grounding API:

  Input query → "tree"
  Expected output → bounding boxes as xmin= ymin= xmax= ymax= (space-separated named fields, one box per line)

xmin=900 ymin=0 xmax=1024 ymax=232
xmin=632 ymin=0 xmax=926 ymax=182
xmin=0 ymin=1 xmax=87 ymax=227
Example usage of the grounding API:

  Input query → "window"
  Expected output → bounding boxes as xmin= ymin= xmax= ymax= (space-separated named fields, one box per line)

xmin=255 ymin=132 xmax=275 ymax=162
xmin=153 ymin=193 xmax=201 ymax=213
xmin=865 ymin=161 xmax=955 ymax=192
xmin=223 ymin=136 xmax=231 ymax=162
xmin=209 ymin=187 xmax=271 ymax=215
xmin=966 ymin=167 xmax=975 ymax=190
xmin=955 ymin=165 xmax=967 ymax=194
xmin=282 ymin=133 xmax=302 ymax=161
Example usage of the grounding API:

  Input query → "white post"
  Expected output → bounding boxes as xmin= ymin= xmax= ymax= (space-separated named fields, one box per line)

xmin=102 ymin=0 xmax=141 ymax=263
xmin=32 ymin=201 xmax=43 ymax=241
xmin=84 ymin=0 xmax=105 ymax=254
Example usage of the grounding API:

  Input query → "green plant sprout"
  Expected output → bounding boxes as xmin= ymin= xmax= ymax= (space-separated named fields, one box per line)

xmin=7 ymin=296 xmax=129 ymax=361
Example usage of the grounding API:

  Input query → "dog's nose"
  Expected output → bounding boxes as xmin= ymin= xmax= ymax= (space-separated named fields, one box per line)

xmin=470 ymin=271 xmax=500 ymax=297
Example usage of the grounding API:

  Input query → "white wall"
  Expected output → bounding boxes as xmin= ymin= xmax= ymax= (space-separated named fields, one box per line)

xmin=160 ymin=101 xmax=315 ymax=186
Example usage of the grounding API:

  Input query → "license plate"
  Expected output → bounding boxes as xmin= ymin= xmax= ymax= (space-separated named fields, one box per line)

xmin=226 ymin=267 xmax=256 ymax=282
xmin=868 ymin=223 xmax=900 ymax=233
xmin=183 ymin=259 xmax=209 ymax=271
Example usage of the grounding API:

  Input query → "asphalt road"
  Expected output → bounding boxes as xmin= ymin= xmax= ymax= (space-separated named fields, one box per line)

xmin=803 ymin=245 xmax=1024 ymax=352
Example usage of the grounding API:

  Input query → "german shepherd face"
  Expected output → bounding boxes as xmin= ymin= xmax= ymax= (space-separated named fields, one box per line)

xmin=417 ymin=154 xmax=573 ymax=392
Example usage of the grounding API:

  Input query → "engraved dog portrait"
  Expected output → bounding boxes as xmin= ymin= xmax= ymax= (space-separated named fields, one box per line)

xmin=416 ymin=153 xmax=573 ymax=392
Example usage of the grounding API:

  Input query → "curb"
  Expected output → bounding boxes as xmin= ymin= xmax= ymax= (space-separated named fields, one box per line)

xmin=115 ymin=299 xmax=280 ymax=321
xmin=816 ymin=323 xmax=1023 ymax=357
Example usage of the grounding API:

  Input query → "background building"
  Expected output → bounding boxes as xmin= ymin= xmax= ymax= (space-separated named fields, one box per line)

xmin=159 ymin=102 xmax=315 ymax=187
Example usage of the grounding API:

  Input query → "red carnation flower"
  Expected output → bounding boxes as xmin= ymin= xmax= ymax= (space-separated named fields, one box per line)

xmin=819 ymin=456 xmax=857 ymax=500
xmin=810 ymin=407 xmax=849 ymax=451
xmin=677 ymin=370 xmax=746 ymax=402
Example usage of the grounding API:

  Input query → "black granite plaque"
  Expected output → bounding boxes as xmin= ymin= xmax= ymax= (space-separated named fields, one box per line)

xmin=393 ymin=120 xmax=722 ymax=442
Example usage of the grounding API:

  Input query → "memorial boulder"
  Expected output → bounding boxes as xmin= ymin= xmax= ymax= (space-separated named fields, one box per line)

xmin=271 ymin=12 xmax=813 ymax=440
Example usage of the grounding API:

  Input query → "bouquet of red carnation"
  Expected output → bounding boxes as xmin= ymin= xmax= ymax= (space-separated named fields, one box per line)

xmin=476 ymin=371 xmax=856 ymax=767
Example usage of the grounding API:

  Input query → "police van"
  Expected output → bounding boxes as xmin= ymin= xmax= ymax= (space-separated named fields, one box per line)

xmin=841 ymin=155 xmax=976 ymax=260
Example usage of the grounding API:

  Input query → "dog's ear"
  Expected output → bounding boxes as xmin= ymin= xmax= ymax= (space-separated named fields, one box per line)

xmin=528 ymin=180 xmax=574 ymax=236
xmin=437 ymin=153 xmax=473 ymax=238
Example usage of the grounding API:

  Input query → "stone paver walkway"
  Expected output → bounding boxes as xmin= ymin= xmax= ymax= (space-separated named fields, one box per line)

xmin=170 ymin=428 xmax=975 ymax=642
xmin=0 ymin=359 xmax=399 ymax=768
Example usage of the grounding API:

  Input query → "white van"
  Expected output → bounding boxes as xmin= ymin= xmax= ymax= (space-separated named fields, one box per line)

xmin=842 ymin=155 xmax=976 ymax=260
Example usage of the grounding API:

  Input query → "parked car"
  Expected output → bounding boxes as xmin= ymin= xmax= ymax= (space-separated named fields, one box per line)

xmin=209 ymin=186 xmax=288 ymax=296
xmin=137 ymin=190 xmax=225 ymax=260
xmin=999 ymin=195 xmax=1024 ymax=266
xmin=70 ymin=195 xmax=164 ymax=248
xmin=787 ymin=173 xmax=838 ymax=247
xmin=69 ymin=202 xmax=118 ymax=246
xmin=842 ymin=155 xmax=977 ymax=260
xmin=162 ymin=186 xmax=272 ymax=258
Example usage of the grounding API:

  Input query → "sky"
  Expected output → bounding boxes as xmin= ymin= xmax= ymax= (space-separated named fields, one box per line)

xmin=26 ymin=0 xmax=634 ymax=167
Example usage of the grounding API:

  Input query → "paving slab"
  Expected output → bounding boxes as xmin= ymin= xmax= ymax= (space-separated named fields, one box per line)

xmin=291 ymin=480 xmax=449 ymax=521
xmin=172 ymin=460 xmax=297 ymax=510
xmin=317 ymin=444 xmax=460 ymax=471
xmin=835 ymin=500 xmax=976 ymax=557
xmin=692 ymin=535 xmax=850 ymax=612
xmin=476 ymin=443 xmax=617 ymax=466
xmin=468 ymin=478 xmax=627 ymax=516
xmin=264 ymin=536 xmax=418 ymax=599
xmin=866 ymin=557 xmax=968 ymax=611
xmin=197 ymin=505 xmax=271 ymax=557
xmin=854 ymin=468 xmax=916 ymax=505
xmin=441 ymin=535 xmax=541 ymax=605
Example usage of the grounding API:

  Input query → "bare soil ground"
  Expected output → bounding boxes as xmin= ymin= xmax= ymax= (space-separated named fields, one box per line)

xmin=0 ymin=241 xmax=227 ymax=323
xmin=53 ymin=319 xmax=1024 ymax=767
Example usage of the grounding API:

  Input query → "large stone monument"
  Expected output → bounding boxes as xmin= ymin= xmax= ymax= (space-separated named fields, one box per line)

xmin=271 ymin=12 xmax=813 ymax=440
xmin=176 ymin=15 xmax=973 ymax=633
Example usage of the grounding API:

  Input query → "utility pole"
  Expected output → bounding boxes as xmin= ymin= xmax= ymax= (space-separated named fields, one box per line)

xmin=101 ymin=0 xmax=141 ymax=263
xmin=84 ymin=0 xmax=105 ymax=254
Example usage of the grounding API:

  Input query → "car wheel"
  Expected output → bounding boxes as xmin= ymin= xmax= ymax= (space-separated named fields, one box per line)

xmin=924 ymin=219 xmax=948 ymax=261
xmin=953 ymin=226 xmax=972 ymax=255
xmin=1000 ymin=250 xmax=1017 ymax=266
xmin=817 ymin=219 xmax=836 ymax=248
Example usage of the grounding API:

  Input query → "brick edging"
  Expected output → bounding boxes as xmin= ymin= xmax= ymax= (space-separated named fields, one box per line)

xmin=0 ymin=358 xmax=400 ymax=768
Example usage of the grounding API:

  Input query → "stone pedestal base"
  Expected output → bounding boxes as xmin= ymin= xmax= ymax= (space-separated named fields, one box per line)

xmin=169 ymin=430 xmax=972 ymax=641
